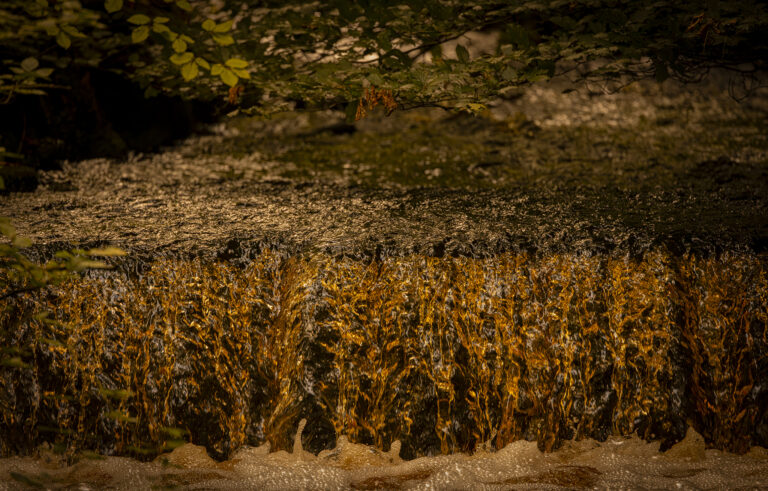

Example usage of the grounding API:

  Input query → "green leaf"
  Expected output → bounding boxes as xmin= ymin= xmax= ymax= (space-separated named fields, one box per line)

xmin=35 ymin=67 xmax=54 ymax=78
xmin=213 ymin=20 xmax=233 ymax=33
xmin=367 ymin=72 xmax=384 ymax=86
xmin=430 ymin=45 xmax=443 ymax=61
xmin=11 ymin=236 xmax=32 ymax=248
xmin=524 ymin=68 xmax=550 ymax=82
xmin=21 ymin=57 xmax=39 ymax=72
xmin=87 ymin=247 xmax=127 ymax=256
xmin=225 ymin=58 xmax=248 ymax=69
xmin=33 ymin=311 xmax=55 ymax=323
xmin=181 ymin=62 xmax=198 ymax=81
xmin=219 ymin=69 xmax=238 ymax=87
xmin=61 ymin=25 xmax=85 ymax=38
xmin=501 ymin=67 xmax=517 ymax=81
xmin=15 ymin=89 xmax=47 ymax=95
xmin=377 ymin=31 xmax=391 ymax=51
xmin=170 ymin=52 xmax=193 ymax=65
xmin=72 ymin=259 xmax=109 ymax=270
xmin=44 ymin=23 xmax=59 ymax=36
xmin=104 ymin=0 xmax=123 ymax=13
xmin=106 ymin=410 xmax=136 ymax=422
xmin=154 ymin=17 xmax=170 ymax=24
xmin=161 ymin=426 xmax=188 ymax=439
xmin=127 ymin=14 xmax=151 ymax=25
xmin=152 ymin=23 xmax=171 ymax=34
xmin=233 ymin=68 xmax=250 ymax=79
xmin=466 ymin=103 xmax=486 ymax=114
xmin=1 ymin=357 xmax=28 ymax=368
xmin=195 ymin=57 xmax=210 ymax=70
xmin=0 ymin=149 xmax=23 ymax=159
xmin=56 ymin=32 xmax=71 ymax=49
xmin=455 ymin=44 xmax=469 ymax=63
xmin=176 ymin=0 xmax=192 ymax=11
xmin=213 ymin=34 xmax=234 ymax=46
xmin=381 ymin=49 xmax=411 ymax=70
xmin=99 ymin=388 xmax=133 ymax=400
xmin=163 ymin=439 xmax=186 ymax=450
xmin=0 ymin=219 xmax=15 ymax=238
xmin=202 ymin=19 xmax=216 ymax=31
xmin=132 ymin=25 xmax=150 ymax=43
xmin=210 ymin=64 xmax=224 ymax=75
xmin=172 ymin=38 xmax=187 ymax=53
xmin=39 ymin=337 xmax=64 ymax=347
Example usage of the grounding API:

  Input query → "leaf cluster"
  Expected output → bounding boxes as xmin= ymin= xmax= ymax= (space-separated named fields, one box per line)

xmin=1 ymin=1 xmax=766 ymax=114
xmin=0 ymin=217 xmax=126 ymax=302
xmin=0 ymin=216 xmax=124 ymax=380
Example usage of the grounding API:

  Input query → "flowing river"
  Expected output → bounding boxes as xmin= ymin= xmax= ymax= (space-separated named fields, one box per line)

xmin=1 ymin=78 xmax=767 ymax=488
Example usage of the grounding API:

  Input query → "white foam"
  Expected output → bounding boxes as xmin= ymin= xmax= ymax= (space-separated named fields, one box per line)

xmin=2 ymin=429 xmax=767 ymax=490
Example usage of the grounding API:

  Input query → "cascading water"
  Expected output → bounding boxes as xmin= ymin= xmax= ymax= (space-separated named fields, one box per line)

xmin=2 ymin=251 xmax=766 ymax=461
xmin=2 ymin=78 xmax=767 ymax=488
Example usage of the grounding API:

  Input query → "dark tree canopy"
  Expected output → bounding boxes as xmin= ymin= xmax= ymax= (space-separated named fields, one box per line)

xmin=1 ymin=0 xmax=767 ymax=122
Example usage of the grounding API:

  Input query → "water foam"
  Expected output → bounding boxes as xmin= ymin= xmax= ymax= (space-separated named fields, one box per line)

xmin=2 ymin=424 xmax=766 ymax=490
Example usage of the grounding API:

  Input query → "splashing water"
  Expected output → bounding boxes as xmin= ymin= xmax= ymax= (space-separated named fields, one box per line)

xmin=1 ymin=424 xmax=766 ymax=489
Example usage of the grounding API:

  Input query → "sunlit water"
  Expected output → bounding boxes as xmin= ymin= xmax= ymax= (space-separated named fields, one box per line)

xmin=2 ymin=253 xmax=767 ymax=465
xmin=2 ymin=77 xmax=767 ymax=489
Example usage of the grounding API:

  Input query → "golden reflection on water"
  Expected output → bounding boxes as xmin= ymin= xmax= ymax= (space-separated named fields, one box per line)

xmin=1 ymin=251 xmax=766 ymax=460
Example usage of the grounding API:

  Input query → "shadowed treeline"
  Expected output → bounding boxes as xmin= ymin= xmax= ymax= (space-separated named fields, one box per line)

xmin=1 ymin=251 xmax=766 ymax=460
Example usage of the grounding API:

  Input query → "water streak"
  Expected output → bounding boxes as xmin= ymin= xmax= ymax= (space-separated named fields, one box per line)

xmin=2 ymin=251 xmax=766 ymax=460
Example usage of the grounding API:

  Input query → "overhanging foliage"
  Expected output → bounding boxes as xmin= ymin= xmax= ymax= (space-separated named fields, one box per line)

xmin=1 ymin=0 xmax=767 ymax=119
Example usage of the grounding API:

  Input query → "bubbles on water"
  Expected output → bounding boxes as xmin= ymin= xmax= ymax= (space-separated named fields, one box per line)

xmin=2 ymin=431 xmax=766 ymax=490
